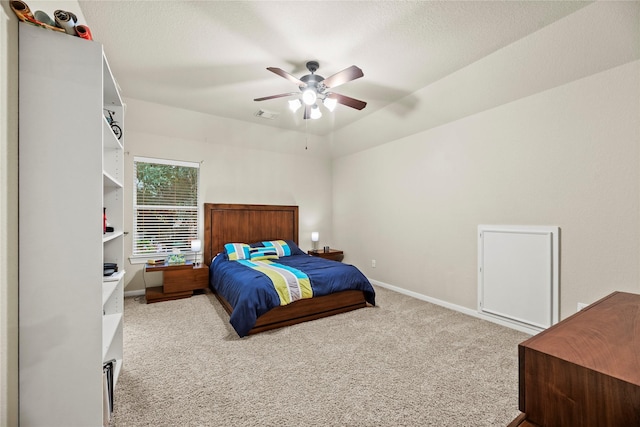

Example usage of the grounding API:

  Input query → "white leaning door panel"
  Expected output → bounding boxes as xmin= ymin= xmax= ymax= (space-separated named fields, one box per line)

xmin=478 ymin=225 xmax=559 ymax=331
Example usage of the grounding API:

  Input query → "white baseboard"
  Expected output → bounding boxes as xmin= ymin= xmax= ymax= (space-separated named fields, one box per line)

xmin=368 ymin=279 xmax=540 ymax=336
xmin=124 ymin=289 xmax=145 ymax=298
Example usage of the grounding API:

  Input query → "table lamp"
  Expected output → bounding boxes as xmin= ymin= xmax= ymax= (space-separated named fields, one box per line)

xmin=191 ymin=239 xmax=202 ymax=267
xmin=311 ymin=232 xmax=319 ymax=252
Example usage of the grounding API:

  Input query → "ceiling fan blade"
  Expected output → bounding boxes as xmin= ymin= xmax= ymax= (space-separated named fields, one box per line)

xmin=254 ymin=92 xmax=299 ymax=102
xmin=267 ymin=67 xmax=306 ymax=86
xmin=303 ymin=104 xmax=311 ymax=120
xmin=327 ymin=93 xmax=367 ymax=110
xmin=321 ymin=65 xmax=364 ymax=89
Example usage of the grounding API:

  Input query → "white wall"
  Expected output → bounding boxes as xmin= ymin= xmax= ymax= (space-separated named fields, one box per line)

xmin=332 ymin=3 xmax=640 ymax=321
xmin=122 ymin=98 xmax=334 ymax=292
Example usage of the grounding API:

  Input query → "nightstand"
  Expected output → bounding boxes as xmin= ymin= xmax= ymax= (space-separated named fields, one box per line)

xmin=308 ymin=249 xmax=344 ymax=262
xmin=144 ymin=263 xmax=209 ymax=303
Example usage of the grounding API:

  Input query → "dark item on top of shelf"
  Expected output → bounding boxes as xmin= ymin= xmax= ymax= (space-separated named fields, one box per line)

xmin=104 ymin=109 xmax=122 ymax=140
xmin=104 ymin=263 xmax=118 ymax=277
xmin=75 ymin=25 xmax=92 ymax=41
xmin=53 ymin=10 xmax=77 ymax=35
xmin=10 ymin=1 xmax=65 ymax=33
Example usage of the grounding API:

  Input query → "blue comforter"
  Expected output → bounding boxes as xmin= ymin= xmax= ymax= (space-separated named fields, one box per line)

xmin=210 ymin=254 xmax=376 ymax=337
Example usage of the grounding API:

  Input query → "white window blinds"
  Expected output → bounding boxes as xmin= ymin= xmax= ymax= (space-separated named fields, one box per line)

xmin=133 ymin=157 xmax=200 ymax=256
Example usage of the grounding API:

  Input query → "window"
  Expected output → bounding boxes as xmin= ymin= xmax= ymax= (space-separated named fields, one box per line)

xmin=133 ymin=157 xmax=199 ymax=257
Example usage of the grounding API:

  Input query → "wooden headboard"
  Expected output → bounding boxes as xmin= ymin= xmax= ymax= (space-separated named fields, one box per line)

xmin=203 ymin=203 xmax=299 ymax=265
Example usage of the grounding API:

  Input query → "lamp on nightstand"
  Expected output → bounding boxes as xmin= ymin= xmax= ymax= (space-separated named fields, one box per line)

xmin=311 ymin=232 xmax=319 ymax=252
xmin=191 ymin=239 xmax=202 ymax=267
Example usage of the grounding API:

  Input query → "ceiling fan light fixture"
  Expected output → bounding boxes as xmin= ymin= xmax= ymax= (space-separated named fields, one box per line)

xmin=288 ymin=99 xmax=302 ymax=112
xmin=302 ymin=89 xmax=317 ymax=106
xmin=310 ymin=105 xmax=322 ymax=120
xmin=323 ymin=96 xmax=337 ymax=112
xmin=256 ymin=61 xmax=367 ymax=121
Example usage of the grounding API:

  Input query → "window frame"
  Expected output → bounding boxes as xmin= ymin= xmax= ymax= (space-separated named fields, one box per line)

xmin=131 ymin=156 xmax=200 ymax=262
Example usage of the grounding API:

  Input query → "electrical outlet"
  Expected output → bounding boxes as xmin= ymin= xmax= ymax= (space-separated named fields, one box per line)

xmin=371 ymin=259 xmax=376 ymax=268
xmin=577 ymin=302 xmax=588 ymax=311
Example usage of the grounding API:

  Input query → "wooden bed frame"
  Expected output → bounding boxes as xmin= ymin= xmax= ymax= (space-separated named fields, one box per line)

xmin=203 ymin=203 xmax=369 ymax=335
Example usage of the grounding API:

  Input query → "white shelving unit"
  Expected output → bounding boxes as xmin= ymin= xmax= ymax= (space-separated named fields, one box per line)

xmin=18 ymin=22 xmax=124 ymax=426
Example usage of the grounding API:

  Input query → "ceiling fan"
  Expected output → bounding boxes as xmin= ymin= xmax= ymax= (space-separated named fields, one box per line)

xmin=254 ymin=61 xmax=367 ymax=120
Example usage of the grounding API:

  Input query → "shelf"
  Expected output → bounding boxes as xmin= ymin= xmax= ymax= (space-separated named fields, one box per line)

xmin=19 ymin=23 xmax=125 ymax=425
xmin=103 ymin=230 xmax=124 ymax=243
xmin=102 ymin=313 xmax=123 ymax=360
xmin=103 ymin=117 xmax=123 ymax=150
xmin=103 ymin=270 xmax=125 ymax=284
xmin=103 ymin=171 xmax=123 ymax=189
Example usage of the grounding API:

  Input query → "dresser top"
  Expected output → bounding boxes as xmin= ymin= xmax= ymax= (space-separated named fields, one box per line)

xmin=520 ymin=291 xmax=640 ymax=386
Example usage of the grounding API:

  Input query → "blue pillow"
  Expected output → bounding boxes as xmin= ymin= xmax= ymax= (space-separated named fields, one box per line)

xmin=249 ymin=240 xmax=305 ymax=256
xmin=250 ymin=247 xmax=279 ymax=261
xmin=262 ymin=240 xmax=292 ymax=257
xmin=284 ymin=240 xmax=306 ymax=256
xmin=225 ymin=243 xmax=250 ymax=261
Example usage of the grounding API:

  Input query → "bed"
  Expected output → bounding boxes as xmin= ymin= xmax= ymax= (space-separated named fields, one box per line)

xmin=204 ymin=203 xmax=376 ymax=336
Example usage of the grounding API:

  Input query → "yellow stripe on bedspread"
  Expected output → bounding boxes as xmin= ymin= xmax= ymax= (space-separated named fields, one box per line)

xmin=237 ymin=260 xmax=313 ymax=305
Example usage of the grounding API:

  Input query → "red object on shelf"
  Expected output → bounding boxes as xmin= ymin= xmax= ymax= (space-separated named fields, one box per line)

xmin=75 ymin=25 xmax=92 ymax=40
xmin=103 ymin=208 xmax=107 ymax=234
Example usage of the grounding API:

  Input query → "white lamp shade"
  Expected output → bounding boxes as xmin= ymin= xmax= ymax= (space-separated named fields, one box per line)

xmin=310 ymin=105 xmax=322 ymax=119
xmin=324 ymin=97 xmax=337 ymax=112
xmin=311 ymin=232 xmax=319 ymax=242
xmin=288 ymin=99 xmax=302 ymax=112
xmin=191 ymin=239 xmax=202 ymax=252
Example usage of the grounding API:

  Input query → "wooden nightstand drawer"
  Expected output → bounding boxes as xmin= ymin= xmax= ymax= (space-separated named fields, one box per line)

xmin=164 ymin=265 xmax=209 ymax=293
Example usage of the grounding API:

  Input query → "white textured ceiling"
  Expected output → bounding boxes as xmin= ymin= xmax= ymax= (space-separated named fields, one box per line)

xmin=78 ymin=1 xmax=590 ymax=136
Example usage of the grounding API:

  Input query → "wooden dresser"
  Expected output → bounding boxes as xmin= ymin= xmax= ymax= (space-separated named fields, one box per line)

xmin=510 ymin=291 xmax=640 ymax=426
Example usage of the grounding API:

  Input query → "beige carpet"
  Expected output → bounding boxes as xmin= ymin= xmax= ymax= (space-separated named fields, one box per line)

xmin=111 ymin=286 xmax=529 ymax=426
